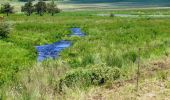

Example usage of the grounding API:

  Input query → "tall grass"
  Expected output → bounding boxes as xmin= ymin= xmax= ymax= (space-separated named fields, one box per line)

xmin=0 ymin=10 xmax=170 ymax=99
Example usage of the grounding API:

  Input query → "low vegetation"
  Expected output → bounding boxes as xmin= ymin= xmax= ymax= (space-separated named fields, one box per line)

xmin=0 ymin=21 xmax=10 ymax=38
xmin=0 ymin=4 xmax=170 ymax=99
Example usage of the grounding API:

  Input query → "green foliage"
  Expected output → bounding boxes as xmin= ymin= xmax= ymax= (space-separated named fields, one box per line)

xmin=123 ymin=51 xmax=138 ymax=63
xmin=0 ymin=3 xmax=13 ymax=16
xmin=0 ymin=10 xmax=170 ymax=89
xmin=20 ymin=0 xmax=61 ymax=16
xmin=0 ymin=21 xmax=10 ymax=38
xmin=106 ymin=55 xmax=123 ymax=68
xmin=56 ymin=66 xmax=120 ymax=92
xmin=34 ymin=0 xmax=47 ymax=16
xmin=47 ymin=0 xmax=61 ymax=16
xmin=21 ymin=1 xmax=34 ymax=16
xmin=0 ymin=40 xmax=33 ymax=86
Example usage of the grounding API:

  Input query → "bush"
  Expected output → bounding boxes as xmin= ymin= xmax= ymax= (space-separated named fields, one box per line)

xmin=0 ymin=21 xmax=10 ymax=38
xmin=56 ymin=65 xmax=120 ymax=92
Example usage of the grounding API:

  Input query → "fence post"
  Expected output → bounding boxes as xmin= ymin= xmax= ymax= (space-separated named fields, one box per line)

xmin=136 ymin=48 xmax=141 ymax=92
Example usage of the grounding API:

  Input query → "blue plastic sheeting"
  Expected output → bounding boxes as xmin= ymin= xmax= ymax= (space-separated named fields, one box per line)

xmin=71 ymin=28 xmax=85 ymax=36
xmin=36 ymin=40 xmax=71 ymax=62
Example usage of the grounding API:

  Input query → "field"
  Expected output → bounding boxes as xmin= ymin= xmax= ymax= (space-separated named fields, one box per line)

xmin=0 ymin=4 xmax=170 ymax=99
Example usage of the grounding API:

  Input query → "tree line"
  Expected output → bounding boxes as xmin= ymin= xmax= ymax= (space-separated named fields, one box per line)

xmin=0 ymin=0 xmax=61 ymax=16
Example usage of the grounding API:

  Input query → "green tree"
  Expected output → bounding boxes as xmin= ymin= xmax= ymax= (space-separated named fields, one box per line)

xmin=21 ymin=1 xmax=34 ymax=16
xmin=34 ymin=0 xmax=47 ymax=16
xmin=47 ymin=0 xmax=61 ymax=16
xmin=0 ymin=3 xmax=14 ymax=16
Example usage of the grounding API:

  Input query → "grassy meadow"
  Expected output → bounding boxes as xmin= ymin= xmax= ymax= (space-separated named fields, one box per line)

xmin=0 ymin=9 xmax=170 ymax=99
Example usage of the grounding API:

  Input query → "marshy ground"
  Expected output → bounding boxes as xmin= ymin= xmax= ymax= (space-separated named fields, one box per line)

xmin=0 ymin=5 xmax=170 ymax=99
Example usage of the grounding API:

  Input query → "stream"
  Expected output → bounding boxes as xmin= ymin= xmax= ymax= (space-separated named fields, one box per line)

xmin=36 ymin=28 xmax=85 ymax=62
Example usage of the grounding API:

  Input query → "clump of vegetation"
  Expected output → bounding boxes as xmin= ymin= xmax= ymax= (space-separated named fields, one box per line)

xmin=0 ymin=21 xmax=10 ymax=38
xmin=21 ymin=0 xmax=61 ymax=16
xmin=21 ymin=1 xmax=34 ymax=16
xmin=0 ymin=3 xmax=13 ymax=16
xmin=122 ymin=51 xmax=138 ymax=63
xmin=56 ymin=66 xmax=120 ymax=92
xmin=1 ymin=0 xmax=61 ymax=16
xmin=47 ymin=0 xmax=61 ymax=16
xmin=34 ymin=0 xmax=47 ymax=16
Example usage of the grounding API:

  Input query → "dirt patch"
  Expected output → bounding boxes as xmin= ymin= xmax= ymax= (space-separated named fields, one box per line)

xmin=87 ymin=57 xmax=170 ymax=100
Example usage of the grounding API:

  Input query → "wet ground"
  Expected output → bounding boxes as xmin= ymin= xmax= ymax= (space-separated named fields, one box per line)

xmin=36 ymin=28 xmax=85 ymax=62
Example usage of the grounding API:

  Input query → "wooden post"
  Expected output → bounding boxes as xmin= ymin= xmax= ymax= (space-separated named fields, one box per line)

xmin=136 ymin=48 xmax=141 ymax=92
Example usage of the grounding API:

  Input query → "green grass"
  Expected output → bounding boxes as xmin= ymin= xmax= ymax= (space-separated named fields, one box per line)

xmin=0 ymin=10 xmax=170 ymax=99
xmin=110 ymin=8 xmax=170 ymax=15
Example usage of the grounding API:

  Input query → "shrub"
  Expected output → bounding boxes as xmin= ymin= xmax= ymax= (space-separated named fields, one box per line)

xmin=56 ymin=65 xmax=120 ymax=92
xmin=0 ymin=21 xmax=10 ymax=38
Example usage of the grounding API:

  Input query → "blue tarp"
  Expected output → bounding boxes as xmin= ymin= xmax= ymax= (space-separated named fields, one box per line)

xmin=36 ymin=28 xmax=85 ymax=62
